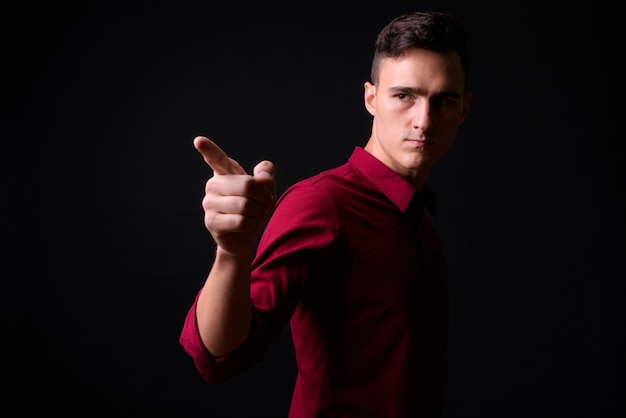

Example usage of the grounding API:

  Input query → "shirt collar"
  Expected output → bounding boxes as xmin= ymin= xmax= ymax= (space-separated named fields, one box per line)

xmin=348 ymin=146 xmax=437 ymax=216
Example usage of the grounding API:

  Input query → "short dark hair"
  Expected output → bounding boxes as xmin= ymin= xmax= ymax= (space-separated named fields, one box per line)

xmin=371 ymin=10 xmax=470 ymax=91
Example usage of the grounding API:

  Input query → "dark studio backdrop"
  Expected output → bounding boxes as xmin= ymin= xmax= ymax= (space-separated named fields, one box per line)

xmin=3 ymin=1 xmax=624 ymax=417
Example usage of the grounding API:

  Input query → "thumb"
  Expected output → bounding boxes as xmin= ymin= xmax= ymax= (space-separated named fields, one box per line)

xmin=253 ymin=160 xmax=276 ymax=199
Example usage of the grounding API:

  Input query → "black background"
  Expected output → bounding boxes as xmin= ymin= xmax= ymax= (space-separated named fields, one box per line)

xmin=3 ymin=1 xmax=624 ymax=417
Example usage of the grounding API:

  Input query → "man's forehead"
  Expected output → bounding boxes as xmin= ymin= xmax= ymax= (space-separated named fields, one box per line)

xmin=378 ymin=50 xmax=465 ymax=90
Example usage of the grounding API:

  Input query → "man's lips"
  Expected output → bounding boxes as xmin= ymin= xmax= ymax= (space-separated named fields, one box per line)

xmin=406 ymin=138 xmax=431 ymax=146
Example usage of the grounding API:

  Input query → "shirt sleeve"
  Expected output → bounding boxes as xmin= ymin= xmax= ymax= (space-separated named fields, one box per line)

xmin=179 ymin=290 xmax=266 ymax=383
xmin=179 ymin=180 xmax=340 ymax=383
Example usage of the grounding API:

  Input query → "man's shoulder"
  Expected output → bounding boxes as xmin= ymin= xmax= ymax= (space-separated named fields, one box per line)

xmin=288 ymin=161 xmax=362 ymax=194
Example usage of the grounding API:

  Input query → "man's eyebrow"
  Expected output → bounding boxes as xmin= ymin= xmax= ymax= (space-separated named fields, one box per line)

xmin=388 ymin=86 xmax=461 ymax=99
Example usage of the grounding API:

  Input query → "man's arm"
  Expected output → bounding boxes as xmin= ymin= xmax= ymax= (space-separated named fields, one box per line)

xmin=192 ymin=136 xmax=276 ymax=357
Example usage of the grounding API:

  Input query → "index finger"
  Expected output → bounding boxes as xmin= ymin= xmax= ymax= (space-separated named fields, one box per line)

xmin=193 ymin=136 xmax=246 ymax=175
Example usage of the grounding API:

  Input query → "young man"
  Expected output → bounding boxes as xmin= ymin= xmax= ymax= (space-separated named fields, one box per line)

xmin=180 ymin=10 xmax=472 ymax=417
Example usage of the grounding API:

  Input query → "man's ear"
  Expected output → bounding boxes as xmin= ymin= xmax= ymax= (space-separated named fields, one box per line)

xmin=364 ymin=81 xmax=376 ymax=116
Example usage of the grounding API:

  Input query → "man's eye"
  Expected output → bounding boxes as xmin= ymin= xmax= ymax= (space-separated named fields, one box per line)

xmin=434 ymin=96 xmax=455 ymax=106
xmin=395 ymin=94 xmax=410 ymax=101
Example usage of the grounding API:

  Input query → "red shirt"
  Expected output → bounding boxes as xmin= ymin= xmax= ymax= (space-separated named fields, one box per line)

xmin=180 ymin=146 xmax=449 ymax=417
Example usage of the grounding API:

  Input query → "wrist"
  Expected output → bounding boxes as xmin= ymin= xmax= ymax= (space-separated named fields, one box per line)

xmin=214 ymin=245 xmax=255 ymax=264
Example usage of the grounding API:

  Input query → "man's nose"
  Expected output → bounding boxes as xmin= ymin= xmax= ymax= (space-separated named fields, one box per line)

xmin=412 ymin=100 xmax=431 ymax=131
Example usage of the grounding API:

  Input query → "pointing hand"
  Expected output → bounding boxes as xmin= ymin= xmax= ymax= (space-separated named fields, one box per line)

xmin=193 ymin=136 xmax=277 ymax=257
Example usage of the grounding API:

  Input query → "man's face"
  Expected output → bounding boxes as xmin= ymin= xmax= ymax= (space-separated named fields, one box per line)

xmin=364 ymin=48 xmax=471 ymax=186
